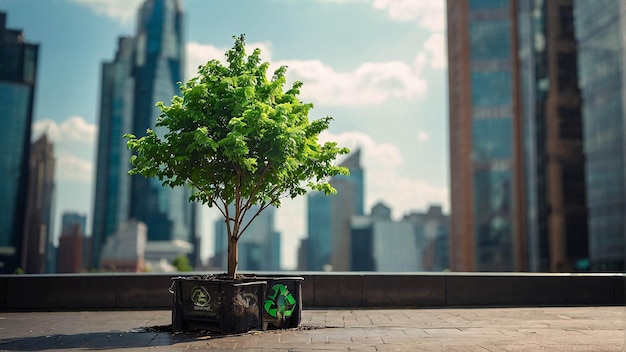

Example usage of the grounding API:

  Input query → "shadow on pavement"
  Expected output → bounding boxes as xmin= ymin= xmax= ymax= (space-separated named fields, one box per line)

xmin=0 ymin=326 xmax=212 ymax=351
xmin=0 ymin=324 xmax=330 ymax=351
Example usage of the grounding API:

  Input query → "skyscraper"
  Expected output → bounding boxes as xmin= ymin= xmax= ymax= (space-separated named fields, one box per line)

xmin=306 ymin=149 xmax=364 ymax=271
xmin=404 ymin=205 xmax=450 ymax=271
xmin=447 ymin=0 xmax=588 ymax=272
xmin=60 ymin=212 xmax=89 ymax=270
xmin=0 ymin=12 xmax=39 ymax=274
xmin=574 ymin=0 xmax=624 ymax=271
xmin=518 ymin=0 xmax=587 ymax=272
xmin=447 ymin=0 xmax=524 ymax=271
xmin=21 ymin=133 xmax=55 ymax=274
xmin=92 ymin=0 xmax=195 ymax=268
xmin=351 ymin=202 xmax=421 ymax=272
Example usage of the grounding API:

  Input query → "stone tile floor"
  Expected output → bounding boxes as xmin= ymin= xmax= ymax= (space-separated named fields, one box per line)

xmin=0 ymin=307 xmax=623 ymax=351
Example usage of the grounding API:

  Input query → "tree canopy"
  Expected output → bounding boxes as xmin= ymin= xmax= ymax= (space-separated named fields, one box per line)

xmin=124 ymin=35 xmax=349 ymax=270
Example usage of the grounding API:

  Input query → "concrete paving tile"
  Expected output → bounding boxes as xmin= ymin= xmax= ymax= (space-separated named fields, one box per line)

xmin=401 ymin=328 xmax=429 ymax=339
xmin=422 ymin=328 xmax=464 ymax=337
xmin=349 ymin=336 xmax=384 ymax=344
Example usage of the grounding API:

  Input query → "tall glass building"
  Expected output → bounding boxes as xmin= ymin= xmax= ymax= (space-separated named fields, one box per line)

xmin=92 ymin=0 xmax=195 ymax=268
xmin=306 ymin=149 xmax=364 ymax=271
xmin=518 ymin=0 xmax=587 ymax=272
xmin=447 ymin=0 xmax=523 ymax=271
xmin=22 ymin=134 xmax=55 ymax=274
xmin=574 ymin=0 xmax=624 ymax=271
xmin=0 ymin=13 xmax=39 ymax=274
xmin=448 ymin=0 xmax=589 ymax=272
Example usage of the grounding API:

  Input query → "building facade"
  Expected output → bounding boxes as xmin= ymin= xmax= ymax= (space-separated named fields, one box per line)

xmin=519 ymin=0 xmax=588 ymax=272
xmin=100 ymin=220 xmax=147 ymax=272
xmin=351 ymin=203 xmax=421 ymax=272
xmin=447 ymin=0 xmax=525 ymax=271
xmin=574 ymin=0 xmax=625 ymax=271
xmin=306 ymin=149 xmax=365 ymax=271
xmin=60 ymin=212 xmax=89 ymax=271
xmin=404 ymin=205 xmax=450 ymax=271
xmin=57 ymin=223 xmax=83 ymax=273
xmin=21 ymin=133 xmax=55 ymax=274
xmin=0 ymin=12 xmax=39 ymax=273
xmin=92 ymin=0 xmax=196 ymax=269
xmin=447 ymin=0 xmax=588 ymax=272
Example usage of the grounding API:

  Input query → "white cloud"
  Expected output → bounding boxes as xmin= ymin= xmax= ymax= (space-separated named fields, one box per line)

xmin=277 ymin=59 xmax=427 ymax=106
xmin=32 ymin=116 xmax=96 ymax=184
xmin=186 ymin=42 xmax=428 ymax=106
xmin=417 ymin=131 xmax=429 ymax=143
xmin=68 ymin=0 xmax=143 ymax=24
xmin=424 ymin=33 xmax=447 ymax=69
xmin=372 ymin=0 xmax=446 ymax=32
xmin=56 ymin=152 xmax=93 ymax=183
xmin=33 ymin=116 xmax=96 ymax=144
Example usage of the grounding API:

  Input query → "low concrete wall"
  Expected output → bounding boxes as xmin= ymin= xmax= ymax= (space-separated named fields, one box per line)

xmin=0 ymin=272 xmax=623 ymax=311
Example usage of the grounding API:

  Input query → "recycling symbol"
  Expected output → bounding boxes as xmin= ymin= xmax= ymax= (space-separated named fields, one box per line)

xmin=191 ymin=286 xmax=210 ymax=307
xmin=264 ymin=284 xmax=296 ymax=319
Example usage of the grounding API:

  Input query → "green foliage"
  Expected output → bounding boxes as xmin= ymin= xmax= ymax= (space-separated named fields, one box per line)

xmin=125 ymin=35 xmax=349 ymax=277
xmin=172 ymin=255 xmax=193 ymax=272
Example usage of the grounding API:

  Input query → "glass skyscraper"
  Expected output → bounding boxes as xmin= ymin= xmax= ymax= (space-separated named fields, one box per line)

xmin=448 ymin=0 xmax=522 ymax=271
xmin=0 ymin=12 xmax=39 ymax=274
xmin=448 ymin=0 xmax=588 ymax=272
xmin=574 ymin=0 xmax=625 ymax=271
xmin=92 ymin=0 xmax=195 ymax=268
xmin=306 ymin=149 xmax=364 ymax=271
xmin=518 ymin=0 xmax=587 ymax=272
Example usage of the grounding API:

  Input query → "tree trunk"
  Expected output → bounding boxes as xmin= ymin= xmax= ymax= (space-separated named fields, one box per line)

xmin=227 ymin=236 xmax=238 ymax=279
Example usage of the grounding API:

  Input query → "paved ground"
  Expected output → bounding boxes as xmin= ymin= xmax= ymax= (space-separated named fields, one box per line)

xmin=0 ymin=307 xmax=623 ymax=351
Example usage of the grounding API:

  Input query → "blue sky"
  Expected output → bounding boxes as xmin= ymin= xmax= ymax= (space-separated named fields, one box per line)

xmin=0 ymin=0 xmax=448 ymax=269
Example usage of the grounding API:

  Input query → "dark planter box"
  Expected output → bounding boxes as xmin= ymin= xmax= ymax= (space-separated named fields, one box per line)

xmin=256 ymin=276 xmax=303 ymax=330
xmin=171 ymin=276 xmax=267 ymax=334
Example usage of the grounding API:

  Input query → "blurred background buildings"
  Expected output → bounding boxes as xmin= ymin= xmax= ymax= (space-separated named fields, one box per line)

xmin=91 ymin=0 xmax=197 ymax=272
xmin=1 ymin=0 xmax=625 ymax=273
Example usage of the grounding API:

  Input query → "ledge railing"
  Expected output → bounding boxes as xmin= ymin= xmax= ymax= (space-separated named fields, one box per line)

xmin=1 ymin=272 xmax=624 ymax=311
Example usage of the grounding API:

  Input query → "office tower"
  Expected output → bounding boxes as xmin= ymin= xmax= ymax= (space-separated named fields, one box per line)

xmin=0 ymin=12 xmax=39 ymax=273
xmin=519 ymin=0 xmax=588 ymax=272
xmin=574 ymin=0 xmax=624 ymax=271
xmin=404 ymin=205 xmax=450 ymax=271
xmin=21 ymin=133 xmax=55 ymax=273
xmin=351 ymin=202 xmax=421 ymax=272
xmin=447 ymin=0 xmax=524 ymax=271
xmin=57 ymin=223 xmax=83 ymax=273
xmin=447 ymin=0 xmax=586 ymax=272
xmin=306 ymin=149 xmax=365 ymax=271
xmin=61 ymin=212 xmax=87 ymax=237
xmin=306 ymin=192 xmax=332 ymax=270
xmin=213 ymin=205 xmax=281 ymax=271
xmin=92 ymin=0 xmax=195 ymax=268
xmin=296 ymin=238 xmax=308 ymax=271
xmin=60 ymin=212 xmax=89 ymax=270
xmin=350 ymin=216 xmax=375 ymax=271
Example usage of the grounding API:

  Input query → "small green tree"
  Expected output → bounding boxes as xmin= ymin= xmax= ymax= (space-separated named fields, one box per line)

xmin=172 ymin=255 xmax=193 ymax=272
xmin=125 ymin=35 xmax=349 ymax=279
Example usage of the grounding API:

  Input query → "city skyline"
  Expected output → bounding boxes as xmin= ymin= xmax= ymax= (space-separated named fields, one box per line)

xmin=0 ymin=0 xmax=449 ymax=269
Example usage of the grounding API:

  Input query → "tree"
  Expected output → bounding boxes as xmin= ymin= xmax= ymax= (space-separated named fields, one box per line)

xmin=172 ymin=255 xmax=193 ymax=272
xmin=125 ymin=35 xmax=349 ymax=279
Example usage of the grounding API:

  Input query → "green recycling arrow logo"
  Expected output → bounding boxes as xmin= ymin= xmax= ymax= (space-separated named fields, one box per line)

xmin=191 ymin=286 xmax=210 ymax=307
xmin=264 ymin=284 xmax=296 ymax=319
